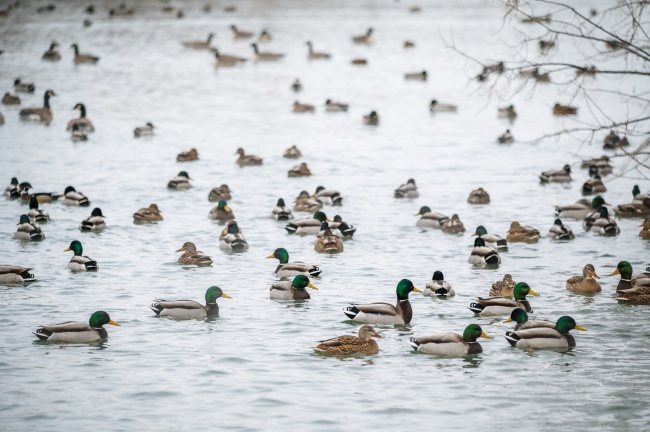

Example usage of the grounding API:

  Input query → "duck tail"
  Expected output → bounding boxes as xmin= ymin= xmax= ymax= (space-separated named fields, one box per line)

xmin=504 ymin=331 xmax=520 ymax=347
xmin=84 ymin=260 xmax=98 ymax=271
xmin=276 ymin=212 xmax=292 ymax=221
xmin=408 ymin=337 xmax=420 ymax=350
xmin=19 ymin=269 xmax=35 ymax=282
xmin=167 ymin=181 xmax=178 ymax=189
xmin=30 ymin=231 xmax=44 ymax=241
xmin=284 ymin=223 xmax=298 ymax=234
xmin=33 ymin=327 xmax=52 ymax=340
xmin=309 ymin=266 xmax=322 ymax=277
xmin=603 ymin=224 xmax=619 ymax=237
xmin=469 ymin=302 xmax=484 ymax=314
xmin=332 ymin=194 xmax=343 ymax=206
xmin=150 ymin=301 xmax=164 ymax=315
xmin=80 ymin=221 xmax=94 ymax=231
xmin=230 ymin=240 xmax=247 ymax=252
xmin=343 ymin=305 xmax=359 ymax=320
xmin=485 ymin=253 xmax=500 ymax=265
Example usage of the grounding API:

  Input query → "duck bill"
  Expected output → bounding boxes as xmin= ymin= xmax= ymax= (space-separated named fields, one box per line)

xmin=592 ymin=271 xmax=600 ymax=279
xmin=528 ymin=289 xmax=540 ymax=296
xmin=413 ymin=213 xmax=421 ymax=216
xmin=265 ymin=254 xmax=275 ymax=259
xmin=108 ymin=320 xmax=121 ymax=326
xmin=412 ymin=287 xmax=422 ymax=293
xmin=480 ymin=332 xmax=493 ymax=339
xmin=221 ymin=293 xmax=233 ymax=299
xmin=307 ymin=283 xmax=318 ymax=290
xmin=175 ymin=248 xmax=184 ymax=252
xmin=224 ymin=206 xmax=231 ymax=212
xmin=326 ymin=218 xmax=333 ymax=222
xmin=503 ymin=317 xmax=513 ymax=323
xmin=374 ymin=334 xmax=385 ymax=339
xmin=610 ymin=269 xmax=620 ymax=276
xmin=574 ymin=325 xmax=587 ymax=331
xmin=471 ymin=233 xmax=477 ymax=236
xmin=63 ymin=247 xmax=71 ymax=252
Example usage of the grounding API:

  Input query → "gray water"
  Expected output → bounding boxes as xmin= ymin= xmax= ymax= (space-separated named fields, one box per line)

xmin=1 ymin=1 xmax=649 ymax=430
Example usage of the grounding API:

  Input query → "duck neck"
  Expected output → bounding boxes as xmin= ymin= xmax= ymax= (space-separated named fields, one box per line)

xmin=205 ymin=302 xmax=219 ymax=317
xmin=79 ymin=105 xmax=86 ymax=118
xmin=395 ymin=298 xmax=412 ymax=324
xmin=73 ymin=45 xmax=79 ymax=56
xmin=43 ymin=92 xmax=50 ymax=109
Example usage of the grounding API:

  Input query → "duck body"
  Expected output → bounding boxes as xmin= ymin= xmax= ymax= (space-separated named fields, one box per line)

xmin=267 ymin=248 xmax=321 ymax=278
xmin=151 ymin=286 xmax=231 ymax=319
xmin=315 ymin=224 xmax=344 ymax=254
xmin=429 ymin=100 xmax=457 ymax=112
xmin=176 ymin=242 xmax=212 ymax=266
xmin=65 ymin=240 xmax=97 ymax=272
xmin=611 ymin=262 xmax=650 ymax=300
xmin=236 ymin=148 xmax=263 ymax=166
xmin=547 ymin=218 xmax=575 ymax=240
xmin=409 ymin=325 xmax=491 ymax=355
xmin=394 ymin=179 xmax=418 ymax=198
xmin=497 ymin=129 xmax=514 ymax=144
xmin=583 ymin=207 xmax=620 ymax=236
xmin=313 ymin=326 xmax=381 ymax=355
xmin=313 ymin=186 xmax=342 ymax=206
xmin=34 ymin=311 xmax=119 ymax=343
xmin=177 ymin=148 xmax=198 ymax=162
xmin=540 ymin=164 xmax=572 ymax=182
xmin=219 ymin=221 xmax=249 ymax=252
xmin=507 ymin=221 xmax=541 ymax=243
xmin=423 ymin=271 xmax=455 ymax=298
xmin=470 ymin=282 xmax=538 ymax=316
xmin=27 ymin=197 xmax=50 ymax=223
xmin=363 ymin=111 xmax=379 ymax=125
xmin=0 ymin=265 xmax=35 ymax=285
xmin=167 ymin=171 xmax=192 ymax=190
xmin=288 ymin=163 xmax=311 ymax=177
xmin=134 ymin=122 xmax=154 ymax=137
xmin=71 ymin=43 xmax=99 ymax=64
xmin=441 ymin=214 xmax=465 ymax=234
xmin=285 ymin=212 xmax=328 ymax=235
xmin=556 ymin=196 xmax=607 ymax=220
xmin=553 ymin=103 xmax=578 ymax=116
xmin=581 ymin=156 xmax=612 ymax=175
xmin=19 ymin=89 xmax=55 ymax=124
xmin=566 ymin=264 xmax=600 ymax=292
xmin=14 ymin=215 xmax=45 ymax=241
xmin=14 ymin=79 xmax=35 ymax=93
xmin=293 ymin=191 xmax=322 ymax=213
xmin=271 ymin=198 xmax=293 ymax=221
xmin=270 ymin=275 xmax=317 ymax=300
xmin=582 ymin=176 xmax=606 ymax=195
xmin=209 ymin=185 xmax=232 ymax=202
xmin=415 ymin=206 xmax=448 ymax=228
xmin=325 ymin=100 xmax=348 ymax=112
xmin=489 ymin=274 xmax=515 ymax=296
xmin=505 ymin=316 xmax=586 ymax=350
xmin=468 ymin=237 xmax=500 ymax=266
xmin=473 ymin=225 xmax=508 ymax=251
xmin=467 ymin=188 xmax=490 ymax=204
xmin=208 ymin=200 xmax=234 ymax=221
xmin=2 ymin=92 xmax=20 ymax=105
xmin=62 ymin=186 xmax=90 ymax=206
xmin=498 ymin=105 xmax=517 ymax=119
xmin=283 ymin=145 xmax=302 ymax=159
xmin=343 ymin=279 xmax=420 ymax=325
xmin=133 ymin=204 xmax=163 ymax=223
xmin=293 ymin=101 xmax=315 ymax=113
xmin=80 ymin=208 xmax=106 ymax=232
xmin=405 ymin=70 xmax=427 ymax=81
xmin=328 ymin=215 xmax=356 ymax=238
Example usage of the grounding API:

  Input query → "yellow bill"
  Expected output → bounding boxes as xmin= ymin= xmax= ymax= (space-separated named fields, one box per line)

xmin=108 ymin=320 xmax=121 ymax=326
xmin=481 ymin=332 xmax=493 ymax=339
xmin=307 ymin=283 xmax=318 ymax=290
xmin=221 ymin=293 xmax=233 ymax=299
xmin=574 ymin=324 xmax=587 ymax=331
xmin=412 ymin=287 xmax=422 ymax=293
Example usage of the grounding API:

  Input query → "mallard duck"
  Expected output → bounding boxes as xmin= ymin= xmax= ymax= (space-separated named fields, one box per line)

xmin=291 ymin=79 xmax=302 ymax=92
xmin=538 ymin=39 xmax=556 ymax=54
xmin=505 ymin=316 xmax=586 ymax=350
xmin=404 ymin=40 xmax=415 ymax=48
xmin=219 ymin=221 xmax=249 ymax=252
xmin=176 ymin=242 xmax=212 ymax=266
xmin=270 ymin=275 xmax=318 ymax=300
xmin=285 ymin=211 xmax=329 ymax=235
xmin=504 ymin=308 xmax=554 ymax=331
xmin=405 ymin=70 xmax=427 ymax=81
xmin=415 ymin=206 xmax=449 ymax=228
xmin=208 ymin=200 xmax=234 ymax=221
xmin=64 ymin=240 xmax=97 ymax=271
xmin=604 ymin=132 xmax=629 ymax=150
xmin=0 ymin=265 xmax=35 ymax=285
xmin=547 ymin=218 xmax=574 ymax=240
xmin=250 ymin=43 xmax=284 ymax=61
xmin=80 ymin=207 xmax=106 ymax=231
xmin=182 ymin=33 xmax=214 ymax=49
xmin=489 ymin=274 xmax=515 ymax=296
xmin=313 ymin=186 xmax=342 ymax=206
xmin=62 ymin=186 xmax=91 ymax=206
xmin=288 ymin=163 xmax=312 ymax=177
xmin=133 ymin=203 xmax=163 ymax=223
xmin=467 ymin=187 xmax=490 ymax=204
xmin=641 ymin=218 xmax=650 ymax=239
xmin=627 ymin=185 xmax=650 ymax=206
xmin=151 ymin=286 xmax=232 ymax=319
xmin=351 ymin=58 xmax=368 ymax=65
xmin=343 ymin=279 xmax=421 ymax=325
xmin=441 ymin=214 xmax=465 ymax=234
xmin=14 ymin=78 xmax=35 ymax=93
xmin=208 ymin=184 xmax=232 ymax=201
xmin=582 ymin=156 xmax=612 ymax=176
xmin=283 ymin=145 xmax=301 ymax=158
xmin=2 ymin=92 xmax=20 ymax=105
xmin=306 ymin=41 xmax=331 ymax=59
xmin=259 ymin=29 xmax=272 ymax=42
xmin=469 ymin=282 xmax=539 ymax=316
xmin=553 ymin=103 xmax=578 ymax=116
xmin=363 ymin=111 xmax=379 ymax=125
xmin=315 ymin=222 xmax=344 ymax=254
xmin=71 ymin=43 xmax=99 ymax=64
xmin=28 ymin=196 xmax=50 ymax=223
xmin=66 ymin=103 xmax=95 ymax=132
xmin=134 ymin=122 xmax=154 ymax=137
xmin=17 ymin=182 xmax=60 ymax=203
xmin=497 ymin=129 xmax=514 ymax=144
xmin=231 ymin=24 xmax=253 ymax=39
xmin=394 ymin=179 xmax=419 ymax=198
xmin=313 ymin=325 xmax=382 ymax=355
xmin=409 ymin=324 xmax=491 ymax=355
xmin=329 ymin=215 xmax=356 ymax=238
xmin=352 ymin=28 xmax=373 ymax=44
xmin=267 ymin=248 xmax=321 ymax=277
xmin=423 ymin=271 xmax=455 ymax=298
xmin=271 ymin=198 xmax=293 ymax=221
xmin=616 ymin=197 xmax=650 ymax=218
xmin=498 ymin=105 xmax=517 ymax=119
xmin=167 ymin=171 xmax=192 ymax=190
xmin=472 ymin=225 xmax=508 ymax=251
xmin=468 ymin=237 xmax=501 ymax=266
xmin=583 ymin=207 xmax=619 ymax=236
xmin=556 ymin=196 xmax=608 ymax=219
xmin=610 ymin=261 xmax=650 ymax=293
xmin=582 ymin=175 xmax=606 ymax=195
xmin=540 ymin=164 xmax=571 ymax=182
xmin=325 ymin=99 xmax=348 ymax=112
xmin=71 ymin=123 xmax=88 ymax=141
xmin=212 ymin=48 xmax=247 ymax=67
xmin=4 ymin=177 xmax=18 ymax=196
xmin=177 ymin=148 xmax=198 ymax=162
xmin=507 ymin=221 xmax=541 ymax=243
xmin=34 ymin=311 xmax=119 ymax=343
xmin=14 ymin=214 xmax=45 ymax=241
xmin=293 ymin=101 xmax=315 ymax=113
xmin=566 ymin=264 xmax=600 ymax=292
xmin=236 ymin=148 xmax=263 ymax=166
xmin=19 ymin=89 xmax=55 ymax=124
xmin=429 ymin=100 xmax=457 ymax=112
xmin=293 ymin=191 xmax=322 ymax=213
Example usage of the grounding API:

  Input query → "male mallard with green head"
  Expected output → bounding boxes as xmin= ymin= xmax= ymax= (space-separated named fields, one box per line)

xmin=468 ymin=237 xmax=501 ymax=266
xmin=34 ymin=311 xmax=119 ymax=343
xmin=409 ymin=324 xmax=491 ymax=355
xmin=0 ymin=265 xmax=35 ymax=285
xmin=176 ymin=242 xmax=212 ymax=266
xmin=423 ymin=271 xmax=455 ymax=298
xmin=469 ymin=282 xmax=539 ymax=316
xmin=219 ymin=221 xmax=249 ymax=252
xmin=343 ymin=279 xmax=421 ymax=325
xmin=167 ymin=171 xmax=192 ymax=190
xmin=80 ymin=207 xmax=106 ymax=231
xmin=270 ymin=275 xmax=318 ymax=300
xmin=414 ymin=206 xmax=449 ymax=228
xmin=266 ymin=248 xmax=321 ymax=277
xmin=209 ymin=200 xmax=235 ymax=221
xmin=285 ymin=211 xmax=329 ymax=235
xmin=151 ymin=286 xmax=232 ymax=319
xmin=64 ymin=240 xmax=97 ymax=271
xmin=28 ymin=196 xmax=50 ymax=223
xmin=271 ymin=198 xmax=293 ymax=221
xmin=505 ymin=316 xmax=586 ymax=350
xmin=14 ymin=214 xmax=45 ymax=241
xmin=504 ymin=308 xmax=555 ymax=331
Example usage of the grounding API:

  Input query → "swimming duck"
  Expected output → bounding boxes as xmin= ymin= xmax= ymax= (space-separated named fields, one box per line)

xmin=547 ymin=218 xmax=574 ymax=240
xmin=151 ymin=286 xmax=232 ymax=319
xmin=498 ymin=105 xmax=517 ymax=119
xmin=603 ymin=131 xmax=629 ymax=149
xmin=0 ymin=265 xmax=35 ymax=285
xmin=468 ymin=237 xmax=501 ymax=266
xmin=610 ymin=261 xmax=650 ymax=293
xmin=409 ymin=324 xmax=491 ymax=355
xmin=219 ymin=221 xmax=249 ymax=252
xmin=17 ymin=182 xmax=60 ymax=203
xmin=313 ymin=325 xmax=382 ymax=355
xmin=34 ymin=311 xmax=119 ymax=343
xmin=552 ymin=103 xmax=578 ymax=116
xmin=566 ymin=264 xmax=600 ymax=292
xmin=489 ymin=274 xmax=515 ymax=296
xmin=250 ymin=43 xmax=284 ymax=61
xmin=313 ymin=186 xmax=343 ymax=206
xmin=66 ymin=103 xmax=95 ymax=132
xmin=352 ymin=27 xmax=373 ymax=44
xmin=351 ymin=58 xmax=368 ymax=65
xmin=62 ymin=186 xmax=90 ymax=206
xmin=582 ymin=175 xmax=606 ymax=195
xmin=270 ymin=275 xmax=318 ymax=300
xmin=504 ymin=308 xmax=554 ymax=331
xmin=19 ymin=89 xmax=55 ymax=124
xmin=4 ymin=177 xmax=18 ymax=196
xmin=64 ymin=240 xmax=97 ymax=271
xmin=469 ymin=282 xmax=538 ymax=316
xmin=176 ymin=242 xmax=212 ymax=266
xmin=236 ymin=148 xmax=263 ymax=166
xmin=325 ymin=99 xmax=349 ymax=112
xmin=405 ymin=70 xmax=427 ymax=81
xmin=133 ymin=204 xmax=163 ymax=223
xmin=306 ymin=41 xmax=331 ymax=59
xmin=615 ymin=196 xmax=650 ymax=218
xmin=177 ymin=148 xmax=199 ymax=162
xmin=315 ymin=222 xmax=344 ymax=254
xmin=212 ymin=48 xmax=248 ymax=67
xmin=71 ymin=43 xmax=99 ymax=64
xmin=286 ymin=211 xmax=329 ymax=235
xmin=505 ymin=316 xmax=586 ymax=350
xmin=404 ymin=40 xmax=415 ymax=48
xmin=497 ymin=129 xmax=514 ymax=143
xmin=582 ymin=156 xmax=612 ymax=176
xmin=415 ymin=206 xmax=449 ymax=228
xmin=555 ymin=196 xmax=608 ymax=219
xmin=329 ymin=215 xmax=356 ymax=238
xmin=641 ymin=218 xmax=650 ymax=239
xmin=134 ymin=122 xmax=154 ymax=137
xmin=208 ymin=200 xmax=234 ymax=221
xmin=14 ymin=78 xmax=35 ymax=93
xmin=429 ymin=100 xmax=457 ymax=112
xmin=182 ymin=33 xmax=214 ymax=49
xmin=291 ymin=79 xmax=303 ymax=92
xmin=363 ymin=111 xmax=379 ymax=125
xmin=259 ymin=29 xmax=272 ymax=42
xmin=2 ymin=92 xmax=20 ymax=105
xmin=283 ymin=145 xmax=302 ymax=159
xmin=231 ymin=24 xmax=253 ymax=39
xmin=343 ymin=279 xmax=421 ymax=325
xmin=14 ymin=214 xmax=45 ymax=241
xmin=394 ymin=179 xmax=419 ymax=198
xmin=267 ymin=248 xmax=321 ymax=277
xmin=467 ymin=187 xmax=490 ymax=204
xmin=441 ymin=214 xmax=465 ymax=234
xmin=271 ymin=198 xmax=293 ymax=221
xmin=288 ymin=163 xmax=312 ymax=177
xmin=538 ymin=39 xmax=556 ymax=54
xmin=28 ymin=196 xmax=50 ymax=223
xmin=472 ymin=225 xmax=508 ymax=251
xmin=79 ymin=207 xmax=106 ymax=232
xmin=583 ymin=207 xmax=619 ymax=236
xmin=507 ymin=221 xmax=541 ymax=243
xmin=71 ymin=124 xmax=88 ymax=141
xmin=293 ymin=101 xmax=315 ymax=113
xmin=293 ymin=191 xmax=322 ymax=213
xmin=167 ymin=171 xmax=192 ymax=190
xmin=423 ymin=270 xmax=455 ymax=298
xmin=208 ymin=184 xmax=232 ymax=201
xmin=540 ymin=164 xmax=572 ymax=182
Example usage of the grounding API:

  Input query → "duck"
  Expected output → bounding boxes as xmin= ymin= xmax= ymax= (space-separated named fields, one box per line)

xmin=17 ymin=182 xmax=60 ymax=203
xmin=208 ymin=184 xmax=232 ymax=201
xmin=547 ymin=218 xmax=574 ymax=240
xmin=42 ymin=41 xmax=61 ymax=61
xmin=71 ymin=43 xmax=99 ymax=64
xmin=283 ymin=145 xmax=302 ymax=159
xmin=109 ymin=4 xmax=135 ymax=16
xmin=167 ymin=171 xmax=192 ymax=190
xmin=267 ymin=248 xmax=321 ymax=278
xmin=0 ymin=265 xmax=35 ymax=285
xmin=313 ymin=186 xmax=343 ymax=206
xmin=423 ymin=271 xmax=455 ymax=298
xmin=582 ymin=175 xmax=606 ymax=195
xmin=352 ymin=27 xmax=373 ymax=44
xmin=80 ymin=208 xmax=106 ymax=231
xmin=71 ymin=124 xmax=88 ymax=141
xmin=351 ymin=58 xmax=368 ymax=65
xmin=469 ymin=282 xmax=539 ymax=316
xmin=325 ymin=99 xmax=349 ymax=112
xmin=539 ymin=39 xmax=556 ymax=54
xmin=343 ymin=279 xmax=421 ymax=325
xmin=498 ymin=105 xmax=517 ymax=119
xmin=134 ymin=122 xmax=154 ymax=137
xmin=271 ymin=198 xmax=293 ymax=221
xmin=404 ymin=40 xmax=415 ymax=48
xmin=329 ymin=215 xmax=356 ymax=238
xmin=442 ymin=214 xmax=465 ymax=234
xmin=583 ymin=207 xmax=620 ymax=236
xmin=28 ymin=196 xmax=50 ymax=223
xmin=629 ymin=185 xmax=650 ymax=205
xmin=293 ymin=101 xmax=315 ymax=113
xmin=64 ymin=240 xmax=98 ymax=271
xmin=553 ymin=103 xmax=578 ymax=116
xmin=566 ymin=264 xmax=600 ymax=292
xmin=212 ymin=48 xmax=247 ymax=67
xmin=581 ymin=156 xmax=612 ymax=176
xmin=231 ymin=25 xmax=253 ymax=39
xmin=641 ymin=218 xmax=650 ymax=239
xmin=505 ymin=316 xmax=586 ymax=350
xmin=489 ymin=274 xmax=515 ymax=296
xmin=19 ymin=89 xmax=55 ymax=124
xmin=615 ymin=198 xmax=650 ymax=219
xmin=62 ymin=186 xmax=91 ymax=206
xmin=497 ymin=129 xmax=514 ymax=143
xmin=293 ymin=191 xmax=322 ymax=213
xmin=540 ymin=164 xmax=572 ymax=182
xmin=270 ymin=275 xmax=318 ymax=300
xmin=250 ymin=43 xmax=284 ymax=61
xmin=555 ymin=196 xmax=608 ymax=219
xmin=33 ymin=311 xmax=120 ymax=343
xmin=150 ymin=286 xmax=232 ymax=319
xmin=603 ymin=130 xmax=628 ymax=149
xmin=4 ymin=177 xmax=18 ymax=196
xmin=405 ymin=70 xmax=427 ymax=81
xmin=610 ymin=261 xmax=650 ymax=293
xmin=429 ymin=99 xmax=457 ymax=112
xmin=394 ymin=179 xmax=419 ymax=198
xmin=363 ymin=111 xmax=379 ymax=125
xmin=291 ymin=79 xmax=303 ymax=92
xmin=259 ymin=29 xmax=272 ymax=42
xmin=472 ymin=225 xmax=508 ymax=251
xmin=14 ymin=78 xmax=35 ymax=93
xmin=468 ymin=237 xmax=501 ymax=266
xmin=315 ymin=222 xmax=344 ymax=254
xmin=507 ymin=221 xmax=541 ymax=243
xmin=133 ymin=204 xmax=163 ymax=223
xmin=288 ymin=163 xmax=311 ymax=177
xmin=14 ymin=214 xmax=45 ymax=241
xmin=504 ymin=308 xmax=555 ymax=331
xmin=66 ymin=103 xmax=95 ymax=132
xmin=176 ymin=242 xmax=212 ymax=266
xmin=177 ymin=148 xmax=199 ymax=162
xmin=313 ymin=325 xmax=383 ymax=355
xmin=219 ymin=221 xmax=249 ymax=252
xmin=306 ymin=41 xmax=331 ymax=59
xmin=182 ymin=33 xmax=214 ymax=49
xmin=467 ymin=187 xmax=490 ymax=204
xmin=208 ymin=200 xmax=234 ymax=221
xmin=415 ymin=206 xmax=449 ymax=228
xmin=235 ymin=148 xmax=263 ymax=166
xmin=286 ymin=211 xmax=329 ymax=235
xmin=409 ymin=325 xmax=491 ymax=355
xmin=2 ymin=92 xmax=20 ymax=105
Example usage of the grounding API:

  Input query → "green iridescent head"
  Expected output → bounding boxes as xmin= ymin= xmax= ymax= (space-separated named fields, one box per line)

xmin=65 ymin=240 xmax=83 ymax=256
xmin=276 ymin=198 xmax=286 ymax=207
xmin=473 ymin=237 xmax=486 ymax=247
xmin=369 ymin=111 xmax=378 ymax=118
xmin=513 ymin=282 xmax=539 ymax=300
xmin=333 ymin=215 xmax=343 ymax=222
xmin=633 ymin=185 xmax=640 ymax=197
xmin=291 ymin=275 xmax=317 ymax=290
xmin=19 ymin=182 xmax=33 ymax=190
xmin=10 ymin=177 xmax=18 ymax=185
xmin=89 ymin=311 xmax=120 ymax=329
xmin=396 ymin=279 xmax=421 ymax=300
xmin=91 ymin=207 xmax=104 ymax=217
xmin=217 ymin=200 xmax=230 ymax=211
xmin=205 ymin=286 xmax=233 ymax=303
xmin=591 ymin=196 xmax=607 ymax=209
xmin=463 ymin=324 xmax=491 ymax=342
xmin=178 ymin=171 xmax=190 ymax=179
xmin=555 ymin=316 xmax=586 ymax=334
xmin=313 ymin=211 xmax=328 ymax=222
xmin=473 ymin=225 xmax=488 ymax=236
xmin=505 ymin=308 xmax=528 ymax=325
xmin=64 ymin=186 xmax=76 ymax=194
xmin=18 ymin=214 xmax=30 ymax=224
xmin=226 ymin=221 xmax=240 ymax=234
xmin=611 ymin=261 xmax=633 ymax=279
xmin=416 ymin=206 xmax=431 ymax=216
xmin=267 ymin=248 xmax=289 ymax=264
